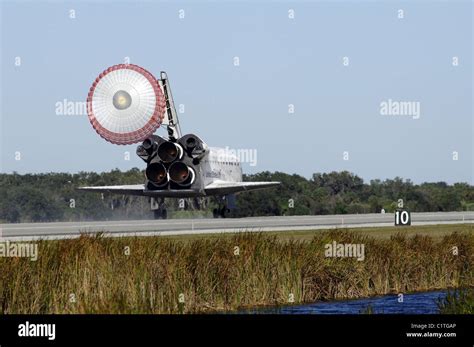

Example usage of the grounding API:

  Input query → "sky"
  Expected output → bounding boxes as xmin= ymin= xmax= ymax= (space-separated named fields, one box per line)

xmin=0 ymin=0 xmax=472 ymax=184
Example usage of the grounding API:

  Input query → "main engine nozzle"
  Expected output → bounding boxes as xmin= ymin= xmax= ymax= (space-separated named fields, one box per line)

xmin=169 ymin=162 xmax=195 ymax=187
xmin=158 ymin=141 xmax=183 ymax=163
xmin=184 ymin=136 xmax=197 ymax=151
xmin=141 ymin=138 xmax=155 ymax=153
xmin=145 ymin=162 xmax=168 ymax=187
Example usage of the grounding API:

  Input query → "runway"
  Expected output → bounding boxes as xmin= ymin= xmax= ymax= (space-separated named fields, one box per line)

xmin=1 ymin=211 xmax=473 ymax=241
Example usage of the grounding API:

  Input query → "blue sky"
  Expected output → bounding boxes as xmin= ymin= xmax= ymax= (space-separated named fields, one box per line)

xmin=1 ymin=0 xmax=472 ymax=184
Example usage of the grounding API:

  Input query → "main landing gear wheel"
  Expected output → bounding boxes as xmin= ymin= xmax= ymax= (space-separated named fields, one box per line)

xmin=152 ymin=197 xmax=168 ymax=219
xmin=213 ymin=196 xmax=231 ymax=218
xmin=220 ymin=207 xmax=230 ymax=218
xmin=154 ymin=208 xmax=168 ymax=220
xmin=212 ymin=207 xmax=230 ymax=218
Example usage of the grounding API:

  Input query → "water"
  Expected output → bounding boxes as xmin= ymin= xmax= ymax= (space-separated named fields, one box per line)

xmin=244 ymin=290 xmax=447 ymax=314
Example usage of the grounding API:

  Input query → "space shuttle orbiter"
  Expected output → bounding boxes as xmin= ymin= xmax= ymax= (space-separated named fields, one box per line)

xmin=78 ymin=64 xmax=279 ymax=218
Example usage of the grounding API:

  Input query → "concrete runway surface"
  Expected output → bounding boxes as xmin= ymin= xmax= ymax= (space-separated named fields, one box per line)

xmin=0 ymin=212 xmax=473 ymax=241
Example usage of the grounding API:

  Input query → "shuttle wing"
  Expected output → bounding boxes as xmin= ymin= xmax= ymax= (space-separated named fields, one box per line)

xmin=77 ymin=185 xmax=197 ymax=197
xmin=77 ymin=181 xmax=280 ymax=197
xmin=77 ymin=184 xmax=146 ymax=196
xmin=203 ymin=180 xmax=281 ymax=195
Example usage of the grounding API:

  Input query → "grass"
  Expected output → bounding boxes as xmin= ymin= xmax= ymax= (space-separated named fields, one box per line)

xmin=360 ymin=304 xmax=375 ymax=314
xmin=265 ymin=223 xmax=474 ymax=242
xmin=0 ymin=224 xmax=473 ymax=314
xmin=437 ymin=287 xmax=474 ymax=314
xmin=157 ymin=223 xmax=474 ymax=243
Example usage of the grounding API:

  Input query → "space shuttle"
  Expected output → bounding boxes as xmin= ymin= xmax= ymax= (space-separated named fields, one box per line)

xmin=78 ymin=64 xmax=279 ymax=218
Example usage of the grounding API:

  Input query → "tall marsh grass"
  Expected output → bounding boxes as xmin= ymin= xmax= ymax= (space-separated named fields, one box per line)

xmin=437 ymin=287 xmax=474 ymax=314
xmin=0 ymin=229 xmax=473 ymax=313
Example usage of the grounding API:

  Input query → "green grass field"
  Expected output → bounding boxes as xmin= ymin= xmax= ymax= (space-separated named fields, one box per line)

xmin=0 ymin=224 xmax=473 ymax=314
xmin=158 ymin=223 xmax=474 ymax=242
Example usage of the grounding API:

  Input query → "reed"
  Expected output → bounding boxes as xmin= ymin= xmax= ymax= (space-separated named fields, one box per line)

xmin=0 ymin=228 xmax=473 ymax=314
xmin=437 ymin=287 xmax=474 ymax=314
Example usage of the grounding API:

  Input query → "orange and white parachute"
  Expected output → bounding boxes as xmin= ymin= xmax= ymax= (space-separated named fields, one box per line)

xmin=86 ymin=64 xmax=166 ymax=145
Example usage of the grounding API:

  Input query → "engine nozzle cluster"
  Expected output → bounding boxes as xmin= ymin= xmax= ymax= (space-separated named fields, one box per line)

xmin=140 ymin=136 xmax=203 ymax=190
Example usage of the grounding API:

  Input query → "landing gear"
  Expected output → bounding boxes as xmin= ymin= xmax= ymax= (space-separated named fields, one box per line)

xmin=193 ymin=197 xmax=207 ymax=210
xmin=151 ymin=197 xmax=167 ymax=219
xmin=212 ymin=207 xmax=230 ymax=218
xmin=154 ymin=208 xmax=168 ymax=220
xmin=212 ymin=196 xmax=231 ymax=218
xmin=220 ymin=207 xmax=230 ymax=218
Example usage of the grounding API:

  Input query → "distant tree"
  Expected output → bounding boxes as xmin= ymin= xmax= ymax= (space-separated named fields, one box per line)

xmin=0 ymin=170 xmax=472 ymax=222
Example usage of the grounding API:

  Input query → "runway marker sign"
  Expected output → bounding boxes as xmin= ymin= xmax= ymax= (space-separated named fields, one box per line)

xmin=395 ymin=209 xmax=411 ymax=226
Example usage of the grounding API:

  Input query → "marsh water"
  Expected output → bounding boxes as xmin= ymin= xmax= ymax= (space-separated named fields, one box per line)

xmin=242 ymin=290 xmax=447 ymax=314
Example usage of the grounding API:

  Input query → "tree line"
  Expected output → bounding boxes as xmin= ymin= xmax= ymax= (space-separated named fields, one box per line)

xmin=0 ymin=169 xmax=472 ymax=223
